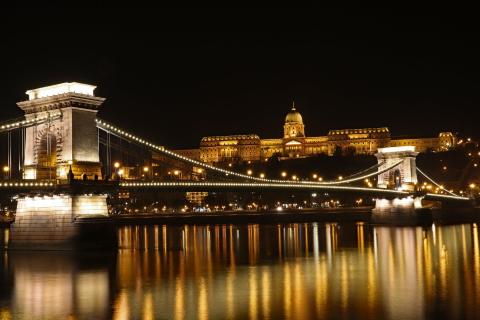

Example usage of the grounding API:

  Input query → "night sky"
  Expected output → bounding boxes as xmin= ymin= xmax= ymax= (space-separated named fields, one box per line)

xmin=1 ymin=7 xmax=478 ymax=148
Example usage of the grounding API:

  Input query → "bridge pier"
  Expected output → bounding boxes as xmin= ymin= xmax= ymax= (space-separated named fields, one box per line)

xmin=9 ymin=194 xmax=115 ymax=250
xmin=371 ymin=197 xmax=431 ymax=224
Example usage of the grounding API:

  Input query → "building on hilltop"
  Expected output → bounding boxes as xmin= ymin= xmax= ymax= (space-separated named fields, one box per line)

xmin=174 ymin=102 xmax=456 ymax=164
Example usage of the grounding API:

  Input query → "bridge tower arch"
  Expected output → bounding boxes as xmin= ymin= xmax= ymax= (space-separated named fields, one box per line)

xmin=373 ymin=146 xmax=424 ymax=220
xmin=17 ymin=82 xmax=105 ymax=180
xmin=375 ymin=146 xmax=418 ymax=191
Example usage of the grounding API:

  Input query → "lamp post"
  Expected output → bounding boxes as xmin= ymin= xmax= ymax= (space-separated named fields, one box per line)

xmin=3 ymin=166 xmax=9 ymax=180
xmin=113 ymin=162 xmax=121 ymax=180
xmin=469 ymin=183 xmax=477 ymax=198
xmin=118 ymin=169 xmax=124 ymax=180
xmin=67 ymin=160 xmax=74 ymax=182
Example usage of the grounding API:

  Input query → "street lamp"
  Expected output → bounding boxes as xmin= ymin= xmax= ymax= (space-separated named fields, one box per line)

xmin=281 ymin=171 xmax=287 ymax=178
xmin=247 ymin=169 xmax=252 ymax=176
xmin=113 ymin=162 xmax=121 ymax=180
xmin=260 ymin=173 xmax=265 ymax=179
xmin=3 ymin=166 xmax=9 ymax=180
xmin=142 ymin=166 xmax=150 ymax=180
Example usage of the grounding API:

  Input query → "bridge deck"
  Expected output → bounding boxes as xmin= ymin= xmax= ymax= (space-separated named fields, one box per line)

xmin=0 ymin=180 xmax=470 ymax=202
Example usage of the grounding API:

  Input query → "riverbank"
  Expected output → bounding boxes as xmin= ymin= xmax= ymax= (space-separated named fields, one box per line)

xmin=2 ymin=206 xmax=479 ymax=227
xmin=111 ymin=207 xmax=373 ymax=225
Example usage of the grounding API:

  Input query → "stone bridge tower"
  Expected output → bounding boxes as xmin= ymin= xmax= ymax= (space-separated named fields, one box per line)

xmin=17 ymin=82 xmax=104 ymax=180
xmin=375 ymin=146 xmax=418 ymax=191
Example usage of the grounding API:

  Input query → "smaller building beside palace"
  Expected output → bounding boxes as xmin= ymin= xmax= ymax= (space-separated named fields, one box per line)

xmin=175 ymin=103 xmax=456 ymax=164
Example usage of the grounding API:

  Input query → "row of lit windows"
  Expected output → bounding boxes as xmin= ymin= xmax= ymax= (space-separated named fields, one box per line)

xmin=329 ymin=127 xmax=389 ymax=135
xmin=201 ymin=134 xmax=260 ymax=142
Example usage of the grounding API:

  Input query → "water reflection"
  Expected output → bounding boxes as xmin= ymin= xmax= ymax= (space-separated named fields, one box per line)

xmin=0 ymin=251 xmax=115 ymax=320
xmin=1 ymin=222 xmax=480 ymax=319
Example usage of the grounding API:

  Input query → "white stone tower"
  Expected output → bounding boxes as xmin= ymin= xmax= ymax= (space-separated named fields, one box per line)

xmin=17 ymin=82 xmax=105 ymax=180
xmin=375 ymin=146 xmax=419 ymax=191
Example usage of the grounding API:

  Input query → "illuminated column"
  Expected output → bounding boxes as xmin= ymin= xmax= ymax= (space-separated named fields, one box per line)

xmin=375 ymin=146 xmax=418 ymax=191
xmin=17 ymin=82 xmax=105 ymax=180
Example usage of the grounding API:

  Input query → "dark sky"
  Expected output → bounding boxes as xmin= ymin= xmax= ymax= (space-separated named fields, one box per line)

xmin=1 ymin=7 xmax=478 ymax=148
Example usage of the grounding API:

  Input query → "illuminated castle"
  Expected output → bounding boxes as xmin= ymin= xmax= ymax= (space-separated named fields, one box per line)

xmin=176 ymin=102 xmax=456 ymax=164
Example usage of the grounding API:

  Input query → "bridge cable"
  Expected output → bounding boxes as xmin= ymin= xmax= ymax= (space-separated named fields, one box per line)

xmin=317 ymin=160 xmax=403 ymax=185
xmin=0 ymin=112 xmax=62 ymax=134
xmin=7 ymin=131 xmax=11 ymax=179
xmin=416 ymin=167 xmax=458 ymax=197
xmin=334 ymin=161 xmax=385 ymax=180
xmin=95 ymin=118 xmax=402 ymax=186
xmin=18 ymin=127 xmax=24 ymax=175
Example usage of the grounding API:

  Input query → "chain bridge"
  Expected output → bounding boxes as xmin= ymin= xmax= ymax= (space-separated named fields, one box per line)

xmin=0 ymin=82 xmax=472 ymax=247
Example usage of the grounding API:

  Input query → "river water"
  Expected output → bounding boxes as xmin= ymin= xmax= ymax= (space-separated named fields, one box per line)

xmin=1 ymin=222 xmax=480 ymax=319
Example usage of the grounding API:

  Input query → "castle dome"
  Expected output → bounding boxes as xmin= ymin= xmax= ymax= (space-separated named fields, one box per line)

xmin=285 ymin=102 xmax=303 ymax=124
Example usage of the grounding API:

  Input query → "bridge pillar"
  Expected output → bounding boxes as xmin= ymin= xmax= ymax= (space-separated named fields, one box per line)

xmin=17 ymin=82 xmax=105 ymax=180
xmin=373 ymin=147 xmax=428 ymax=223
xmin=9 ymin=194 xmax=114 ymax=249
xmin=375 ymin=146 xmax=418 ymax=191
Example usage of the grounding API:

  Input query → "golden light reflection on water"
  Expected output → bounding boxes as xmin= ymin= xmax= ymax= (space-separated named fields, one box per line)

xmin=2 ymin=222 xmax=480 ymax=319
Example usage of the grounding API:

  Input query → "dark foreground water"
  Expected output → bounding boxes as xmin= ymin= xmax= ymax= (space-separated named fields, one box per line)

xmin=1 ymin=222 xmax=480 ymax=319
